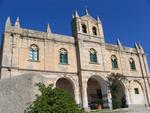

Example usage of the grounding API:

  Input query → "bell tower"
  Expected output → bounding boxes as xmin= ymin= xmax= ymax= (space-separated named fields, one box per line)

xmin=72 ymin=9 xmax=105 ymax=43
xmin=71 ymin=9 xmax=106 ymax=110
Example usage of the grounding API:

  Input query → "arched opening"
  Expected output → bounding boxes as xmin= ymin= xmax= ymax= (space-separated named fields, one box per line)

xmin=56 ymin=78 xmax=74 ymax=99
xmin=111 ymin=80 xmax=127 ymax=109
xmin=130 ymin=81 xmax=145 ymax=106
xmin=92 ymin=26 xmax=97 ymax=35
xmin=87 ymin=76 xmax=108 ymax=109
xmin=82 ymin=24 xmax=87 ymax=33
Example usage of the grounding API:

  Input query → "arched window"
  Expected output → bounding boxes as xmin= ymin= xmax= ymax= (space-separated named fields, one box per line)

xmin=129 ymin=58 xmax=136 ymax=70
xmin=82 ymin=24 xmax=87 ymax=33
xmin=60 ymin=48 xmax=68 ymax=64
xmin=29 ymin=44 xmax=39 ymax=61
xmin=92 ymin=26 xmax=97 ymax=35
xmin=89 ymin=48 xmax=97 ymax=63
xmin=111 ymin=55 xmax=118 ymax=69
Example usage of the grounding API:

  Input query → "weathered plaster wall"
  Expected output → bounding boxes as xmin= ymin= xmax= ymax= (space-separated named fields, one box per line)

xmin=0 ymin=74 xmax=43 ymax=113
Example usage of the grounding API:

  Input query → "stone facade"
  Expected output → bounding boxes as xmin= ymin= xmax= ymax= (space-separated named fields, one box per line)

xmin=0 ymin=10 xmax=150 ymax=110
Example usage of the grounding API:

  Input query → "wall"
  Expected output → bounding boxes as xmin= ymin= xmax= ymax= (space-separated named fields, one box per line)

xmin=0 ymin=73 xmax=43 ymax=113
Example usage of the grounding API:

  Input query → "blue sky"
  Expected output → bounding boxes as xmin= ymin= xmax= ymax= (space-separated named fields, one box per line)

xmin=0 ymin=0 xmax=150 ymax=68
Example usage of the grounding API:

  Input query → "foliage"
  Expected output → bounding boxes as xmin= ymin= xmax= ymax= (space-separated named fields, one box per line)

xmin=24 ymin=83 xmax=84 ymax=113
xmin=107 ymin=73 xmax=126 ymax=109
xmin=94 ymin=99 xmax=104 ymax=105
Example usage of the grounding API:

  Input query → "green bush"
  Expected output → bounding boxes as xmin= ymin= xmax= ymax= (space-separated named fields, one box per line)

xmin=111 ymin=82 xmax=122 ymax=109
xmin=24 ymin=83 xmax=84 ymax=113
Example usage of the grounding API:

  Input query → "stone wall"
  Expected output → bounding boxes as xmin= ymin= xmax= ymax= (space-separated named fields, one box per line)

xmin=0 ymin=73 xmax=43 ymax=113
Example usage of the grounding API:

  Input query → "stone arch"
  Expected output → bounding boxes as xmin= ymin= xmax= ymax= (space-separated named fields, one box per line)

xmin=54 ymin=75 xmax=80 ymax=104
xmin=54 ymin=75 xmax=77 ymax=89
xmin=86 ymin=75 xmax=109 ymax=109
xmin=130 ymin=80 xmax=146 ymax=106
xmin=106 ymin=73 xmax=128 ymax=109
xmin=121 ymin=79 xmax=131 ymax=107
xmin=111 ymin=80 xmax=127 ymax=108
xmin=130 ymin=80 xmax=144 ymax=91
xmin=86 ymin=74 xmax=108 ymax=84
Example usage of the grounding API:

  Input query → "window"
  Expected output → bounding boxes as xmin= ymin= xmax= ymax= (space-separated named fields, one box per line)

xmin=90 ymin=48 xmax=97 ymax=63
xmin=92 ymin=26 xmax=97 ymax=35
xmin=129 ymin=58 xmax=136 ymax=70
xmin=82 ymin=24 xmax=87 ymax=33
xmin=111 ymin=55 xmax=118 ymax=69
xmin=134 ymin=88 xmax=139 ymax=94
xmin=29 ymin=44 xmax=39 ymax=61
xmin=60 ymin=48 xmax=68 ymax=64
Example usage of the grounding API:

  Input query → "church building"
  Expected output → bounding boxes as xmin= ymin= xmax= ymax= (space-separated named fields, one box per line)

xmin=0 ymin=10 xmax=150 ymax=110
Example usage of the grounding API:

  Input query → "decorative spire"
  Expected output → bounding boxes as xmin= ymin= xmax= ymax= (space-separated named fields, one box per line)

xmin=117 ymin=38 xmax=122 ymax=46
xmin=72 ymin=14 xmax=74 ymax=19
xmin=138 ymin=43 xmax=144 ymax=53
xmin=135 ymin=43 xmax=138 ymax=48
xmin=75 ymin=10 xmax=79 ymax=18
xmin=47 ymin=23 xmax=51 ymax=34
xmin=85 ymin=8 xmax=89 ymax=15
xmin=5 ymin=17 xmax=11 ymax=31
xmin=138 ymin=43 xmax=143 ymax=49
xmin=97 ymin=16 xmax=101 ymax=23
xmin=135 ymin=43 xmax=140 ymax=52
xmin=15 ymin=17 xmax=20 ymax=28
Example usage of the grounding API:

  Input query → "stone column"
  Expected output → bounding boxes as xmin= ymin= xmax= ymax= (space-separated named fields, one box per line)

xmin=125 ymin=88 xmax=131 ymax=107
xmin=107 ymin=89 xmax=112 ymax=109
xmin=128 ymin=87 xmax=133 ymax=107
xmin=74 ymin=88 xmax=80 ymax=105
xmin=82 ymin=86 xmax=89 ymax=110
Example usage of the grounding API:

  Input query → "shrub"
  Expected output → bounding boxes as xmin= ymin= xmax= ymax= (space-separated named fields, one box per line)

xmin=24 ymin=83 xmax=84 ymax=113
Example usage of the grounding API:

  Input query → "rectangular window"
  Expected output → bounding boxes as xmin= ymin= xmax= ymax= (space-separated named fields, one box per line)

xmin=134 ymin=88 xmax=139 ymax=94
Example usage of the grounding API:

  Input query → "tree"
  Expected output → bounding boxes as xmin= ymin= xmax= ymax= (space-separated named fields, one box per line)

xmin=24 ymin=83 xmax=84 ymax=113
xmin=107 ymin=73 xmax=127 ymax=109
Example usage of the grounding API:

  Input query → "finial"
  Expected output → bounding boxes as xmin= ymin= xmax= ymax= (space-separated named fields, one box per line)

xmin=5 ymin=17 xmax=11 ymax=31
xmin=117 ymin=38 xmax=122 ymax=46
xmin=138 ymin=43 xmax=144 ymax=53
xmin=15 ymin=17 xmax=20 ymax=28
xmin=72 ymin=14 xmax=74 ymax=19
xmin=138 ymin=43 xmax=143 ymax=49
xmin=135 ymin=43 xmax=140 ymax=49
xmin=135 ymin=42 xmax=141 ymax=53
xmin=85 ymin=8 xmax=89 ymax=15
xmin=97 ymin=16 xmax=101 ymax=23
xmin=75 ymin=10 xmax=79 ymax=17
xmin=47 ymin=23 xmax=51 ymax=34
xmin=135 ymin=43 xmax=138 ymax=47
